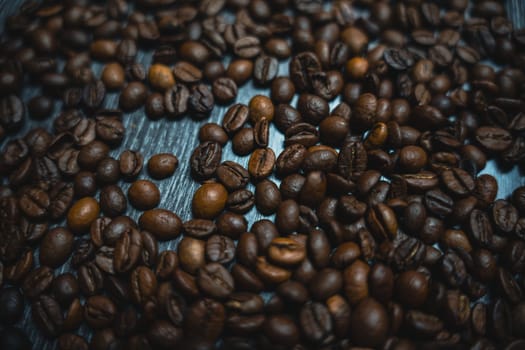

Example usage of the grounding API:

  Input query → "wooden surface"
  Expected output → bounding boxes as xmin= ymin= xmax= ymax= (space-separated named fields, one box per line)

xmin=0 ymin=1 xmax=524 ymax=349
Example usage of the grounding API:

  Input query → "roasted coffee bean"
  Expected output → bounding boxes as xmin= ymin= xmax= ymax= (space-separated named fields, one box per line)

xmin=164 ymin=83 xmax=189 ymax=117
xmin=216 ymin=161 xmax=249 ymax=191
xmin=0 ymin=287 xmax=24 ymax=325
xmin=254 ymin=117 xmax=269 ymax=148
xmin=192 ymin=182 xmax=228 ymax=220
xmin=52 ymin=273 xmax=79 ymax=308
xmin=128 ymin=180 xmax=160 ymax=210
xmin=99 ymin=185 xmax=127 ymax=218
xmin=206 ymin=235 xmax=235 ymax=264
xmin=130 ymin=266 xmax=157 ymax=305
xmin=350 ymin=298 xmax=388 ymax=347
xmin=199 ymin=123 xmax=228 ymax=146
xmin=188 ymin=84 xmax=214 ymax=119
xmin=289 ymin=51 xmax=321 ymax=91
xmin=67 ymin=197 xmax=100 ymax=234
xmin=119 ymin=82 xmax=147 ymax=111
xmin=190 ymin=141 xmax=222 ymax=180
xmin=96 ymin=157 xmax=120 ymax=185
xmin=32 ymin=295 xmax=63 ymax=337
xmin=475 ymin=126 xmax=513 ymax=152
xmin=260 ymin=313 xmax=299 ymax=347
xmin=119 ymin=150 xmax=143 ymax=180
xmin=139 ymin=209 xmax=182 ymax=241
xmin=84 ymin=295 xmax=116 ymax=329
xmin=255 ymin=180 xmax=281 ymax=215
xmin=114 ymin=228 xmax=142 ymax=273
xmin=248 ymin=148 xmax=275 ymax=180
xmin=232 ymin=128 xmax=255 ymax=156
xmin=198 ymin=263 xmax=234 ymax=299
xmin=0 ymin=95 xmax=24 ymax=131
xmin=212 ymin=77 xmax=238 ymax=104
xmin=299 ymin=302 xmax=333 ymax=345
xmin=39 ymin=227 xmax=74 ymax=268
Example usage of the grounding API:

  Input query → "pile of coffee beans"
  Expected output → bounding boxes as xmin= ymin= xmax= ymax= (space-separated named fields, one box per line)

xmin=1 ymin=0 xmax=525 ymax=349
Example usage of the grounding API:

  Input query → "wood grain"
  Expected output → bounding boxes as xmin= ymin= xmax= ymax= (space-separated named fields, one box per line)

xmin=0 ymin=1 xmax=524 ymax=349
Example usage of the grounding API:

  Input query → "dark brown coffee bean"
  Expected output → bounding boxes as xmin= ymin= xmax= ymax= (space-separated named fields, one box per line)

xmin=192 ymin=183 xmax=228 ymax=219
xmin=405 ymin=310 xmax=443 ymax=337
xmin=225 ymin=189 xmax=254 ymax=214
xmin=185 ymin=298 xmax=225 ymax=342
xmin=119 ymin=82 xmax=147 ymax=111
xmin=248 ymin=147 xmax=275 ymax=180
xmin=255 ymin=180 xmax=281 ymax=215
xmin=253 ymin=55 xmax=278 ymax=86
xmin=114 ymin=228 xmax=142 ymax=274
xmin=197 ymin=263 xmax=234 ymax=299
xmin=139 ymin=209 xmax=182 ymax=241
xmin=119 ymin=150 xmax=143 ymax=180
xmin=475 ymin=126 xmax=513 ymax=152
xmin=72 ymin=268 xmax=97 ymax=307
xmin=234 ymin=36 xmax=261 ymax=58
xmin=164 ymin=83 xmax=189 ymax=117
xmin=289 ymin=51 xmax=321 ymax=91
xmin=441 ymin=251 xmax=467 ymax=287
xmin=216 ymin=161 xmax=249 ymax=191
xmin=190 ymin=141 xmax=222 ymax=180
xmin=32 ymin=295 xmax=63 ymax=337
xmin=0 ymin=287 xmax=24 ymax=325
xmin=130 ymin=266 xmax=157 ymax=305
xmin=96 ymin=157 xmax=120 ymax=185
xmin=350 ymin=298 xmax=388 ymax=347
xmin=128 ymin=179 xmax=160 ymax=210
xmin=99 ymin=185 xmax=127 ymax=217
xmin=285 ymin=122 xmax=319 ymax=148
xmin=188 ymin=84 xmax=214 ymax=119
xmin=172 ymin=61 xmax=202 ymax=83
xmin=212 ymin=77 xmax=238 ymax=104
xmin=206 ymin=235 xmax=235 ymax=264
xmin=469 ymin=209 xmax=494 ymax=247
xmin=84 ymin=295 xmax=117 ymax=329
xmin=39 ymin=227 xmax=74 ymax=268
xmin=183 ymin=219 xmax=217 ymax=238
xmin=52 ymin=273 xmax=79 ymax=308
xmin=299 ymin=302 xmax=333 ymax=345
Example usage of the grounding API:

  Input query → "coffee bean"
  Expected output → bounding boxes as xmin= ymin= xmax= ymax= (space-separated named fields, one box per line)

xmin=212 ymin=77 xmax=238 ymax=104
xmin=248 ymin=148 xmax=275 ymax=180
xmin=216 ymin=161 xmax=249 ymax=192
xmin=128 ymin=179 xmax=160 ymax=210
xmin=119 ymin=82 xmax=147 ymax=111
xmin=139 ymin=209 xmax=182 ymax=241
xmin=130 ymin=266 xmax=157 ymax=305
xmin=39 ymin=227 xmax=74 ymax=268
xmin=289 ymin=51 xmax=321 ymax=91
xmin=114 ymin=228 xmax=142 ymax=273
xmin=67 ymin=197 xmax=100 ymax=234
xmin=52 ymin=273 xmax=79 ymax=308
xmin=119 ymin=150 xmax=143 ymax=180
xmin=32 ymin=295 xmax=63 ymax=336
xmin=475 ymin=126 xmax=513 ymax=152
xmin=350 ymin=298 xmax=388 ymax=347
xmin=192 ymin=182 xmax=228 ymax=220
xmin=190 ymin=141 xmax=222 ymax=180
xmin=198 ymin=263 xmax=234 ymax=299
xmin=164 ymin=83 xmax=189 ymax=117
xmin=263 ymin=315 xmax=299 ymax=346
xmin=85 ymin=295 xmax=117 ymax=329
xmin=188 ymin=84 xmax=214 ymax=119
xmin=255 ymin=180 xmax=281 ymax=215
xmin=99 ymin=185 xmax=127 ymax=217
xmin=0 ymin=287 xmax=24 ymax=325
